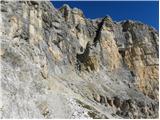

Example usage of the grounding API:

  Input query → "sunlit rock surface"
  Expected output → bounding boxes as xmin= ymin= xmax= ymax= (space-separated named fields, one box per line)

xmin=0 ymin=1 xmax=159 ymax=119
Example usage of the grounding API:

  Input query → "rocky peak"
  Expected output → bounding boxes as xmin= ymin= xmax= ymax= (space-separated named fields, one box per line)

xmin=103 ymin=15 xmax=113 ymax=23
xmin=60 ymin=4 xmax=84 ymax=17
xmin=59 ymin=4 xmax=84 ymax=25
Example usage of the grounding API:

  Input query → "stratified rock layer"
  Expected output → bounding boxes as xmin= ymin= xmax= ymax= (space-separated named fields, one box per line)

xmin=0 ymin=1 xmax=159 ymax=119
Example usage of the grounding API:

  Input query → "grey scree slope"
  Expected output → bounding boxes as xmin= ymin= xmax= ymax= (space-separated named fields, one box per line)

xmin=0 ymin=1 xmax=159 ymax=119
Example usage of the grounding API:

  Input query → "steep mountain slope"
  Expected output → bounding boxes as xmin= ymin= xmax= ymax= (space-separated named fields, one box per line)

xmin=0 ymin=1 xmax=159 ymax=119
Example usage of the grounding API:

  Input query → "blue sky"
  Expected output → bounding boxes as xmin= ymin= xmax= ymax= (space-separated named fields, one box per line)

xmin=51 ymin=1 xmax=159 ymax=30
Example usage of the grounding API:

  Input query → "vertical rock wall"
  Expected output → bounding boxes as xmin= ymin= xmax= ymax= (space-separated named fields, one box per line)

xmin=0 ymin=1 xmax=159 ymax=119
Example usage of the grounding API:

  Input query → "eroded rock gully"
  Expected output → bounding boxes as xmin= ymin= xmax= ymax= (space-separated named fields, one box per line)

xmin=0 ymin=1 xmax=159 ymax=119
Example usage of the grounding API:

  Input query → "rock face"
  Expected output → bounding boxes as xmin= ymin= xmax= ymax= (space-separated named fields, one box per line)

xmin=0 ymin=1 xmax=159 ymax=119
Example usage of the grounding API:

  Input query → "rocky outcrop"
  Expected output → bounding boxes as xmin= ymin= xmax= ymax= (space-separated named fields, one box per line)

xmin=93 ymin=94 xmax=158 ymax=118
xmin=0 ymin=1 xmax=159 ymax=119
xmin=121 ymin=21 xmax=159 ymax=99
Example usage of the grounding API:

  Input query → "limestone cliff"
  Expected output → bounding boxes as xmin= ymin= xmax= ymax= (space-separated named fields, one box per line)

xmin=0 ymin=1 xmax=159 ymax=119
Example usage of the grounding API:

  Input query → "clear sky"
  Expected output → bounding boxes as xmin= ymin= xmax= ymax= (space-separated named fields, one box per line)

xmin=51 ymin=1 xmax=159 ymax=30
